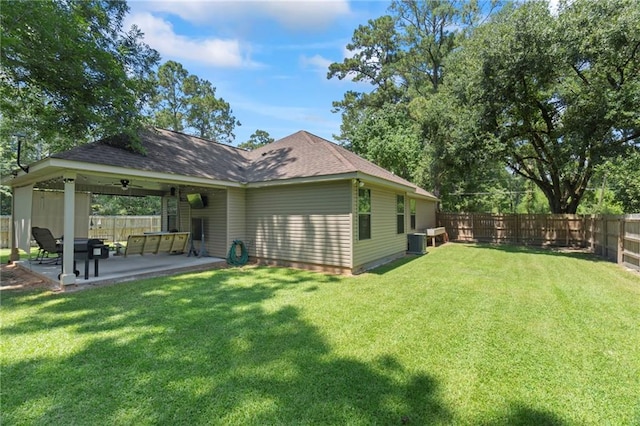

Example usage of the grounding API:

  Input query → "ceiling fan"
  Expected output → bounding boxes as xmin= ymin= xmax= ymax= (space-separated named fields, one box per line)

xmin=111 ymin=179 xmax=143 ymax=191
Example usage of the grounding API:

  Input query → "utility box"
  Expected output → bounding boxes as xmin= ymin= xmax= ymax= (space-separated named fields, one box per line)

xmin=407 ymin=233 xmax=427 ymax=254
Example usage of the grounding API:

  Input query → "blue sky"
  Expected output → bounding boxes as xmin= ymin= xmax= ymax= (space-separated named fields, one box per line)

xmin=125 ymin=1 xmax=392 ymax=145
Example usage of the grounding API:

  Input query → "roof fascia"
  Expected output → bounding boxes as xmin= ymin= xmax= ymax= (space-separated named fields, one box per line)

xmin=4 ymin=158 xmax=243 ymax=189
xmin=357 ymin=173 xmax=438 ymax=201
xmin=409 ymin=192 xmax=439 ymax=201
xmin=356 ymin=172 xmax=415 ymax=192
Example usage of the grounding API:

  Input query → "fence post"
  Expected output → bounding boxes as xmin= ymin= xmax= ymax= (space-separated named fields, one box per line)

xmin=589 ymin=215 xmax=594 ymax=252
xmin=603 ymin=216 xmax=607 ymax=258
xmin=617 ymin=218 xmax=624 ymax=265
xmin=471 ymin=213 xmax=475 ymax=242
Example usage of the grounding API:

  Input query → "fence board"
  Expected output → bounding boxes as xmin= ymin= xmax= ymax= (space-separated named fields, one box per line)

xmin=622 ymin=216 xmax=640 ymax=270
xmin=438 ymin=213 xmax=589 ymax=247
xmin=437 ymin=212 xmax=640 ymax=271
xmin=0 ymin=215 xmax=161 ymax=248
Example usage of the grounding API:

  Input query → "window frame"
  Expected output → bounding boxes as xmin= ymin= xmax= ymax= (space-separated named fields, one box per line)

xmin=396 ymin=194 xmax=405 ymax=234
xmin=166 ymin=196 xmax=178 ymax=232
xmin=410 ymin=199 xmax=416 ymax=231
xmin=358 ymin=188 xmax=371 ymax=240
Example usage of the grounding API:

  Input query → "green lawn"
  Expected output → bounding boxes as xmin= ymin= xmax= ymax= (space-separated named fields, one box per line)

xmin=2 ymin=244 xmax=639 ymax=425
xmin=0 ymin=248 xmax=30 ymax=264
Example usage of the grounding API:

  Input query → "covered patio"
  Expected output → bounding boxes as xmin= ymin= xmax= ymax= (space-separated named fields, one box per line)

xmin=14 ymin=252 xmax=226 ymax=290
xmin=5 ymin=129 xmax=242 ymax=289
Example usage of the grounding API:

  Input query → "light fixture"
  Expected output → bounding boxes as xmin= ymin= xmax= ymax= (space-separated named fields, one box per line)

xmin=120 ymin=179 xmax=129 ymax=190
xmin=356 ymin=178 xmax=364 ymax=187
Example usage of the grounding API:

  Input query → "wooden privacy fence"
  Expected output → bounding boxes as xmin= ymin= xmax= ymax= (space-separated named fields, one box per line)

xmin=437 ymin=213 xmax=640 ymax=271
xmin=0 ymin=215 xmax=161 ymax=248
xmin=88 ymin=216 xmax=161 ymax=242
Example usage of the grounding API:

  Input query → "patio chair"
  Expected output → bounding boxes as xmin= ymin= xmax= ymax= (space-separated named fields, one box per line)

xmin=32 ymin=226 xmax=63 ymax=264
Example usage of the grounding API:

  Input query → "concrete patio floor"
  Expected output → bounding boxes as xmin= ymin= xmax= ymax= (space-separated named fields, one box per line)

xmin=15 ymin=252 xmax=226 ymax=290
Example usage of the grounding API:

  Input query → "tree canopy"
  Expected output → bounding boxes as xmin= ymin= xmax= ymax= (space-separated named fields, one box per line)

xmin=237 ymin=129 xmax=275 ymax=151
xmin=148 ymin=60 xmax=240 ymax=143
xmin=329 ymin=0 xmax=640 ymax=213
xmin=1 ymin=0 xmax=159 ymax=154
xmin=446 ymin=0 xmax=640 ymax=213
xmin=328 ymin=0 xmax=505 ymax=210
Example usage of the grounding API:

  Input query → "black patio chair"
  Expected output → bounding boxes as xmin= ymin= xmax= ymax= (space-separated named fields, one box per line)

xmin=32 ymin=227 xmax=63 ymax=264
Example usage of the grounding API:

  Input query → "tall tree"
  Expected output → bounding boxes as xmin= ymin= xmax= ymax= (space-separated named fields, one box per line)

xmin=185 ymin=76 xmax=239 ymax=143
xmin=151 ymin=61 xmax=189 ymax=132
xmin=1 ymin=0 xmax=159 ymax=153
xmin=328 ymin=1 xmax=502 ymax=200
xmin=149 ymin=61 xmax=239 ymax=143
xmin=237 ymin=129 xmax=274 ymax=151
xmin=447 ymin=0 xmax=640 ymax=213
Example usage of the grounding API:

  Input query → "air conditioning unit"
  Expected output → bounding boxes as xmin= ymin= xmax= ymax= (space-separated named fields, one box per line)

xmin=407 ymin=233 xmax=427 ymax=254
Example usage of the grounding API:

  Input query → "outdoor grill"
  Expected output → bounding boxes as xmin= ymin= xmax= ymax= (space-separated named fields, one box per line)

xmin=59 ymin=238 xmax=109 ymax=280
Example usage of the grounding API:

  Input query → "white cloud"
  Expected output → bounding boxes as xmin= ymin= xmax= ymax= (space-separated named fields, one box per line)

xmin=300 ymin=54 xmax=333 ymax=72
xmin=261 ymin=1 xmax=351 ymax=30
xmin=126 ymin=12 xmax=262 ymax=68
xmin=133 ymin=0 xmax=351 ymax=31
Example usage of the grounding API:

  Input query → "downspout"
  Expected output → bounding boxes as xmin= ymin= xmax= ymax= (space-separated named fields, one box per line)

xmin=16 ymin=135 xmax=29 ymax=174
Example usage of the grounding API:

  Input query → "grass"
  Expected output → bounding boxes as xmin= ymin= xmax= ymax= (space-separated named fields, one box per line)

xmin=2 ymin=244 xmax=639 ymax=425
xmin=0 ymin=248 xmax=30 ymax=264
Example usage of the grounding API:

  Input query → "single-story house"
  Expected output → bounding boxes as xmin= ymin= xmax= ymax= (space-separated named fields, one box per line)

xmin=6 ymin=128 xmax=437 ymax=284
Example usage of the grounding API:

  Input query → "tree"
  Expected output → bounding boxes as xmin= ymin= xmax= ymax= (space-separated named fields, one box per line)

xmin=150 ymin=61 xmax=190 ymax=132
xmin=1 ymin=0 xmax=159 ymax=153
xmin=328 ymin=1 xmax=504 ymax=200
xmin=237 ymin=130 xmax=274 ymax=151
xmin=446 ymin=0 xmax=640 ymax=213
xmin=91 ymin=194 xmax=160 ymax=216
xmin=185 ymin=77 xmax=239 ymax=143
xmin=603 ymin=152 xmax=640 ymax=213
xmin=342 ymin=103 xmax=425 ymax=182
xmin=149 ymin=61 xmax=239 ymax=143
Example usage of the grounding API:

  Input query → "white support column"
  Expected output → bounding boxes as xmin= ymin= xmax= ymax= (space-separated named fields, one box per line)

xmin=60 ymin=173 xmax=77 ymax=287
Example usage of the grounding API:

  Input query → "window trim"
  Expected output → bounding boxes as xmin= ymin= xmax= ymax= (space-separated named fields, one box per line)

xmin=410 ymin=199 xmax=416 ymax=231
xmin=358 ymin=188 xmax=371 ymax=240
xmin=397 ymin=194 xmax=405 ymax=234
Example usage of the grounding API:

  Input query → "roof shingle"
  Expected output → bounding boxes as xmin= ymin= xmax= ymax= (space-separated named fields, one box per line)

xmin=52 ymin=128 xmax=436 ymax=198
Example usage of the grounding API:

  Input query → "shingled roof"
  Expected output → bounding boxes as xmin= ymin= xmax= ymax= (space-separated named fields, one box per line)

xmin=52 ymin=128 xmax=250 ymax=182
xmin=246 ymin=131 xmax=425 ymax=189
xmin=52 ymin=128 xmax=436 ymax=198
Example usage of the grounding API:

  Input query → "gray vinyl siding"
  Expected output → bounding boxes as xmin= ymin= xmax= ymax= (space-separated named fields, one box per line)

xmin=353 ymin=185 xmax=408 ymax=270
xmin=415 ymin=198 xmax=437 ymax=230
xmin=178 ymin=200 xmax=190 ymax=233
xmin=180 ymin=188 xmax=227 ymax=257
xmin=204 ymin=189 xmax=227 ymax=257
xmin=226 ymin=187 xmax=246 ymax=246
xmin=161 ymin=196 xmax=169 ymax=232
xmin=246 ymin=181 xmax=352 ymax=268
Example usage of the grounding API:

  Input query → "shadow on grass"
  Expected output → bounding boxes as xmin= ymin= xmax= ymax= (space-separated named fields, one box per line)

xmin=464 ymin=242 xmax=609 ymax=263
xmin=482 ymin=404 xmax=566 ymax=426
xmin=1 ymin=268 xmax=451 ymax=424
xmin=368 ymin=254 xmax=427 ymax=275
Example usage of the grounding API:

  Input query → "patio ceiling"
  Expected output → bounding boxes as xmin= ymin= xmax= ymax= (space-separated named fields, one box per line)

xmin=34 ymin=172 xmax=172 ymax=197
xmin=7 ymin=165 xmax=231 ymax=198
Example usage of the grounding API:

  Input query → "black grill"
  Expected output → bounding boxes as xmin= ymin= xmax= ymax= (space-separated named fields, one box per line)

xmin=61 ymin=238 xmax=109 ymax=280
